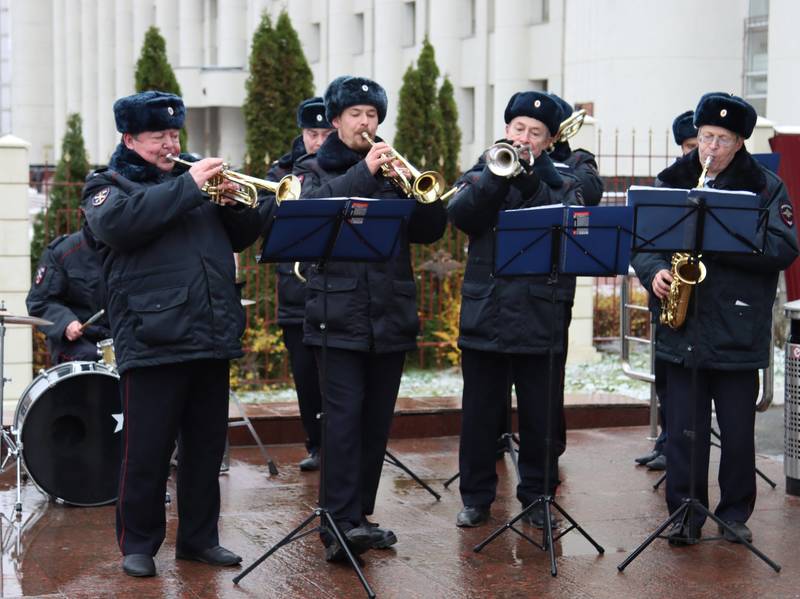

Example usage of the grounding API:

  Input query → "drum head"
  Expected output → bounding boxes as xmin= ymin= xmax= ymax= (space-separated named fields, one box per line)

xmin=19 ymin=363 xmax=121 ymax=506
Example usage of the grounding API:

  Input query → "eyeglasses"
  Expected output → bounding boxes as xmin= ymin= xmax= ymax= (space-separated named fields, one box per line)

xmin=698 ymin=132 xmax=737 ymax=148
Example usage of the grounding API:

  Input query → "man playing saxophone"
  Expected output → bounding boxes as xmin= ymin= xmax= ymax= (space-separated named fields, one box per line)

xmin=631 ymin=92 xmax=798 ymax=546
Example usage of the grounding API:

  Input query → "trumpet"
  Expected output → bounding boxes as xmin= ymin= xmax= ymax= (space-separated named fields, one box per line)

xmin=552 ymin=109 xmax=587 ymax=145
xmin=486 ymin=142 xmax=532 ymax=178
xmin=360 ymin=132 xmax=447 ymax=204
xmin=166 ymin=154 xmax=301 ymax=207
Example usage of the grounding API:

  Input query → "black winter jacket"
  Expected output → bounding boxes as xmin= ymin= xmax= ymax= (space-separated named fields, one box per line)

xmin=630 ymin=147 xmax=798 ymax=370
xmin=293 ymin=132 xmax=447 ymax=353
xmin=448 ymin=151 xmax=582 ymax=354
xmin=551 ymin=141 xmax=604 ymax=206
xmin=26 ymin=226 xmax=111 ymax=363
xmin=82 ymin=144 xmax=267 ymax=373
xmin=267 ymin=135 xmax=310 ymax=326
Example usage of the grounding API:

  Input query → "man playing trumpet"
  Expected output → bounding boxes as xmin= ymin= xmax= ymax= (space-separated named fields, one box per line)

xmin=83 ymin=91 xmax=267 ymax=577
xmin=448 ymin=91 xmax=583 ymax=529
xmin=293 ymin=75 xmax=447 ymax=562
xmin=631 ymin=92 xmax=798 ymax=545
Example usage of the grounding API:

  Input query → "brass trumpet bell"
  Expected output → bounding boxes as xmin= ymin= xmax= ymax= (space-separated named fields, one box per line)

xmin=486 ymin=142 xmax=532 ymax=178
xmin=360 ymin=132 xmax=447 ymax=204
xmin=166 ymin=154 xmax=301 ymax=207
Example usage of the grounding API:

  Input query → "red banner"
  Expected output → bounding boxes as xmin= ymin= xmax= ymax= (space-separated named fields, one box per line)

xmin=769 ymin=133 xmax=800 ymax=300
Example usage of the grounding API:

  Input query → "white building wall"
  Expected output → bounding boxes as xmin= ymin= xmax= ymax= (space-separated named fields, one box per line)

xmin=2 ymin=0 xmax=800 ymax=168
xmin=766 ymin=0 xmax=800 ymax=126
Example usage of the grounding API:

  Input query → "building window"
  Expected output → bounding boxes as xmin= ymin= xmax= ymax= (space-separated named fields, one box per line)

xmin=459 ymin=87 xmax=475 ymax=144
xmin=402 ymin=2 xmax=416 ymax=47
xmin=353 ymin=12 xmax=365 ymax=55
xmin=743 ymin=0 xmax=768 ymax=115
xmin=526 ymin=0 xmax=549 ymax=25
xmin=308 ymin=22 xmax=321 ymax=63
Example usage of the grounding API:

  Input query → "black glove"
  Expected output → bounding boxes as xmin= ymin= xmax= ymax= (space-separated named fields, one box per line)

xmin=511 ymin=169 xmax=540 ymax=198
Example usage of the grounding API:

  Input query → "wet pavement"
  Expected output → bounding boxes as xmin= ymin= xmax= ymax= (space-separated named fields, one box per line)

xmin=0 ymin=426 xmax=797 ymax=598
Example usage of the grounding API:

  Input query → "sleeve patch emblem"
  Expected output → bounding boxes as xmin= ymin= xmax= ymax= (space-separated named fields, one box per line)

xmin=92 ymin=187 xmax=110 ymax=206
xmin=780 ymin=203 xmax=794 ymax=228
xmin=34 ymin=265 xmax=46 ymax=286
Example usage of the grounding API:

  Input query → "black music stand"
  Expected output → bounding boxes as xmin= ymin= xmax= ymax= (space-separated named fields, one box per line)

xmin=474 ymin=204 xmax=632 ymax=576
xmin=619 ymin=186 xmax=780 ymax=573
xmin=233 ymin=197 xmax=414 ymax=598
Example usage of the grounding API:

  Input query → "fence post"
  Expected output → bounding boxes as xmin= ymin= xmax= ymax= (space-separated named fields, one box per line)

xmin=0 ymin=135 xmax=33 ymax=403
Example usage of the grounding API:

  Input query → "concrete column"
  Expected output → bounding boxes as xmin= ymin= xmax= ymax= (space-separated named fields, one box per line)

xmin=179 ymin=0 xmax=203 ymax=67
xmin=132 ymin=0 xmax=154 ymax=64
xmin=64 ymin=0 xmax=82 ymax=118
xmin=216 ymin=0 xmax=247 ymax=67
xmin=96 ymin=2 xmax=116 ymax=162
xmin=567 ymin=114 xmax=599 ymax=365
xmin=217 ymin=107 xmax=246 ymax=167
xmin=115 ymin=0 xmax=135 ymax=98
xmin=155 ymin=0 xmax=180 ymax=67
xmin=80 ymin=0 xmax=99 ymax=164
xmin=0 ymin=135 xmax=33 ymax=403
xmin=52 ymin=0 xmax=66 ymax=163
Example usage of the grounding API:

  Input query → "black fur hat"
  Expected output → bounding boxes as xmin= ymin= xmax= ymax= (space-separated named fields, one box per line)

xmin=324 ymin=76 xmax=388 ymax=124
xmin=672 ymin=110 xmax=697 ymax=145
xmin=504 ymin=91 xmax=561 ymax=136
xmin=297 ymin=96 xmax=333 ymax=129
xmin=549 ymin=93 xmax=574 ymax=123
xmin=113 ymin=91 xmax=185 ymax=134
xmin=694 ymin=92 xmax=757 ymax=139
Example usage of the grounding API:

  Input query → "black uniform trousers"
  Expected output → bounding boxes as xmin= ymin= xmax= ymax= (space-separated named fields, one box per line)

xmin=653 ymin=357 xmax=668 ymax=453
xmin=664 ymin=362 xmax=758 ymax=528
xmin=315 ymin=347 xmax=405 ymax=528
xmin=460 ymin=348 xmax=563 ymax=508
xmin=282 ymin=324 xmax=322 ymax=453
xmin=116 ymin=359 xmax=229 ymax=556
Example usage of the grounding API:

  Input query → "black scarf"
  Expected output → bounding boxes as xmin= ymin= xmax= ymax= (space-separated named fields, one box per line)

xmin=316 ymin=132 xmax=377 ymax=172
xmin=107 ymin=142 xmax=194 ymax=183
xmin=657 ymin=146 xmax=766 ymax=193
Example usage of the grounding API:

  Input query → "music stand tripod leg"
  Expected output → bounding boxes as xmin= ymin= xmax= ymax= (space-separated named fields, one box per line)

xmin=229 ymin=390 xmax=279 ymax=476
xmin=384 ymin=450 xmax=441 ymax=501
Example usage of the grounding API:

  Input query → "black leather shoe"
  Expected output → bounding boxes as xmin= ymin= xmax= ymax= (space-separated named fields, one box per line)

xmin=122 ymin=554 xmax=156 ymax=577
xmin=635 ymin=449 xmax=661 ymax=465
xmin=521 ymin=502 xmax=561 ymax=529
xmin=646 ymin=453 xmax=667 ymax=471
xmin=299 ymin=451 xmax=320 ymax=472
xmin=719 ymin=521 xmax=752 ymax=544
xmin=323 ymin=526 xmax=373 ymax=562
xmin=360 ymin=517 xmax=397 ymax=549
xmin=456 ymin=505 xmax=490 ymax=528
xmin=176 ymin=545 xmax=242 ymax=566
xmin=666 ymin=521 xmax=702 ymax=546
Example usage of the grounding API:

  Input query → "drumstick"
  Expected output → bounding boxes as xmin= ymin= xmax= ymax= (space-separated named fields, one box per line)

xmin=79 ymin=309 xmax=105 ymax=331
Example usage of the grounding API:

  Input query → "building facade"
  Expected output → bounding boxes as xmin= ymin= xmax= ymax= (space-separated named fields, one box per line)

xmin=2 ymin=0 xmax=798 ymax=172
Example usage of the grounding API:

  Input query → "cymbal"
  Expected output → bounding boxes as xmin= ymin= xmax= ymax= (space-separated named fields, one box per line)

xmin=241 ymin=299 xmax=256 ymax=306
xmin=0 ymin=314 xmax=53 ymax=326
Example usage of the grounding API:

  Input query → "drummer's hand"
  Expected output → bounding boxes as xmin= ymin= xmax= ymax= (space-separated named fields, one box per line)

xmin=65 ymin=320 xmax=83 ymax=341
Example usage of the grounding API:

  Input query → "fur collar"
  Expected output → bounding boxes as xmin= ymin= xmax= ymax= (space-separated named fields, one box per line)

xmin=277 ymin=135 xmax=308 ymax=170
xmin=657 ymin=147 xmax=766 ymax=193
xmin=316 ymin=132 xmax=378 ymax=171
xmin=108 ymin=143 xmax=171 ymax=183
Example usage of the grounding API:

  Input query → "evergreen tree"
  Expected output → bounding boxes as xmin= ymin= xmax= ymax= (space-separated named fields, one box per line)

xmin=30 ymin=114 xmax=91 ymax=272
xmin=134 ymin=26 xmax=187 ymax=148
xmin=438 ymin=76 xmax=461 ymax=184
xmin=243 ymin=11 xmax=313 ymax=175
xmin=394 ymin=37 xmax=444 ymax=170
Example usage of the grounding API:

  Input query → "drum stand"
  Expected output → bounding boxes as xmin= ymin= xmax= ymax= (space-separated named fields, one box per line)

xmin=0 ymin=309 xmax=24 ymax=518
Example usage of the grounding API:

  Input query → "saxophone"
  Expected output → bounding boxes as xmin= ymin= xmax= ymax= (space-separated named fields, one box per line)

xmin=659 ymin=155 xmax=712 ymax=329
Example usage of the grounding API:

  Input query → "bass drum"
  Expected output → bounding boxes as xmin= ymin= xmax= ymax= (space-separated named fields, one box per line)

xmin=15 ymin=361 xmax=122 ymax=506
